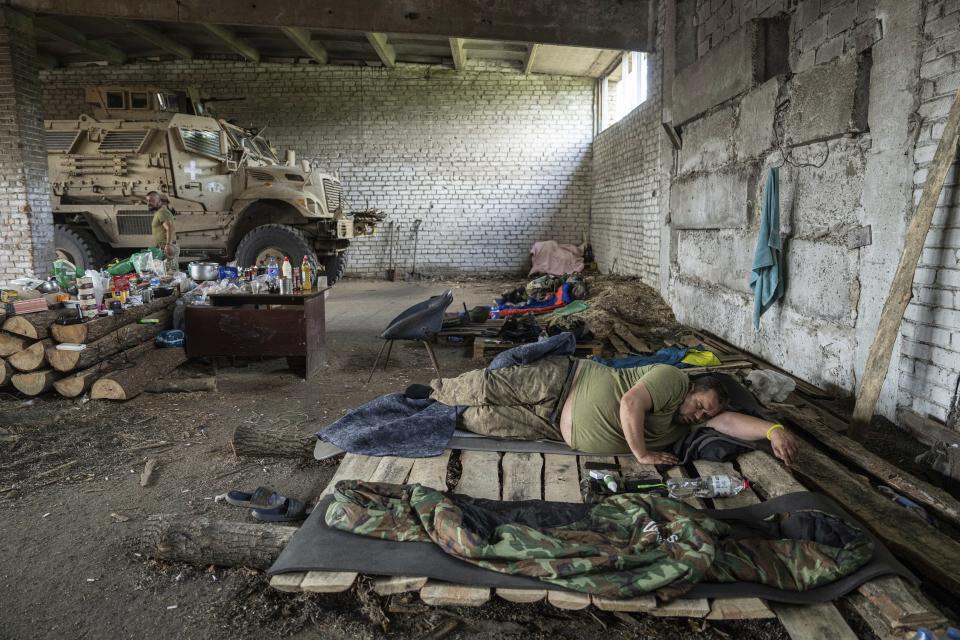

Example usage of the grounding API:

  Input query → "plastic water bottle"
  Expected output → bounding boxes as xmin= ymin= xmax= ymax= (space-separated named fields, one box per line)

xmin=267 ymin=256 xmax=279 ymax=279
xmin=281 ymin=256 xmax=292 ymax=279
xmin=666 ymin=475 xmax=750 ymax=499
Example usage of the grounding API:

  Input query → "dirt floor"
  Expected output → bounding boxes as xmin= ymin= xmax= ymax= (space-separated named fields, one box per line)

xmin=0 ymin=276 xmax=934 ymax=639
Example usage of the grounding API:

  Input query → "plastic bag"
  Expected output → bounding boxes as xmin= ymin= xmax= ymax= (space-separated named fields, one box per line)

xmin=52 ymin=259 xmax=83 ymax=290
xmin=85 ymin=269 xmax=106 ymax=306
xmin=745 ymin=369 xmax=796 ymax=404
xmin=129 ymin=248 xmax=166 ymax=276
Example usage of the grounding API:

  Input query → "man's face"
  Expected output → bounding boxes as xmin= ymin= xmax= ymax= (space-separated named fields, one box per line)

xmin=676 ymin=388 xmax=723 ymax=425
xmin=147 ymin=193 xmax=161 ymax=209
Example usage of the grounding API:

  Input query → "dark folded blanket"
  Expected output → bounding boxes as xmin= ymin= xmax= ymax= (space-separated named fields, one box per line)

xmin=316 ymin=393 xmax=461 ymax=458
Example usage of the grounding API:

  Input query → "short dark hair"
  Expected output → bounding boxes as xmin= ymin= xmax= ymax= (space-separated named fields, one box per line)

xmin=691 ymin=375 xmax=730 ymax=410
xmin=147 ymin=190 xmax=160 ymax=198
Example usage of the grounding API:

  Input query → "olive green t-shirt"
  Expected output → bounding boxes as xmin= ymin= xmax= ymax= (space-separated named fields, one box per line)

xmin=151 ymin=206 xmax=175 ymax=247
xmin=570 ymin=361 xmax=689 ymax=454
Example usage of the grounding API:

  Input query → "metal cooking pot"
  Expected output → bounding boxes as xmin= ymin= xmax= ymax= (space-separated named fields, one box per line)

xmin=188 ymin=262 xmax=220 ymax=281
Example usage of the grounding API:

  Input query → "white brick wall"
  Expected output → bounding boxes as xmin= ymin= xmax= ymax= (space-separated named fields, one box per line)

xmin=901 ymin=0 xmax=960 ymax=430
xmin=41 ymin=60 xmax=594 ymax=277
xmin=589 ymin=25 xmax=665 ymax=288
xmin=0 ymin=12 xmax=53 ymax=281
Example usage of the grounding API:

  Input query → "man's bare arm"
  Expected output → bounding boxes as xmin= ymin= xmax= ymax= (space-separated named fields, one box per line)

xmin=620 ymin=383 xmax=679 ymax=465
xmin=705 ymin=411 xmax=798 ymax=465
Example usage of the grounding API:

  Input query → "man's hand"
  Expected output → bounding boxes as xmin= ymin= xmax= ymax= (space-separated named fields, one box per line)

xmin=770 ymin=429 xmax=798 ymax=466
xmin=164 ymin=242 xmax=174 ymax=258
xmin=635 ymin=451 xmax=679 ymax=466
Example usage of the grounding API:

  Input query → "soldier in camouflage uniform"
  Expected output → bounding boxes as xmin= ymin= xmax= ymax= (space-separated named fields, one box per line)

xmin=325 ymin=480 xmax=873 ymax=600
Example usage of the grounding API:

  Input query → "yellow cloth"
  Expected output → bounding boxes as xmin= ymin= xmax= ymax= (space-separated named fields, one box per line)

xmin=680 ymin=349 xmax=722 ymax=367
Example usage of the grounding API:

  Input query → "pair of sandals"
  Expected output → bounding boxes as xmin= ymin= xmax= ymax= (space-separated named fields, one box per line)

xmin=224 ymin=486 xmax=312 ymax=522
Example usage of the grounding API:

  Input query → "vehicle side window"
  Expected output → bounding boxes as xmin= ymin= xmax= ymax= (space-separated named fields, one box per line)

xmin=105 ymin=91 xmax=125 ymax=109
xmin=129 ymin=92 xmax=149 ymax=109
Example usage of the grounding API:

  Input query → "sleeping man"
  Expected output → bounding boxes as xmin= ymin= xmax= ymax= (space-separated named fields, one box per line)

xmin=428 ymin=356 xmax=798 ymax=466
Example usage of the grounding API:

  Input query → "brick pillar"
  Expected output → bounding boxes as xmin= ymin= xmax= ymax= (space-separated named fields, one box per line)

xmin=0 ymin=9 xmax=53 ymax=281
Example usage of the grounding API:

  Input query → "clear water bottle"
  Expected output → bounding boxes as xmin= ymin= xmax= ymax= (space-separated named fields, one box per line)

xmin=267 ymin=256 xmax=279 ymax=279
xmin=666 ymin=475 xmax=750 ymax=499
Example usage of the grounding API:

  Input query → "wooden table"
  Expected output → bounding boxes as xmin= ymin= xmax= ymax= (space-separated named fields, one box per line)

xmin=184 ymin=289 xmax=329 ymax=379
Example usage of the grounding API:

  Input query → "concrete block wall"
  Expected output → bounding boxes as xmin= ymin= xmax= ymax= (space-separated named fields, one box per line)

xmin=41 ymin=60 xmax=594 ymax=277
xmin=0 ymin=10 xmax=53 ymax=281
xmin=900 ymin=0 xmax=960 ymax=431
xmin=662 ymin=0 xmax=927 ymax=415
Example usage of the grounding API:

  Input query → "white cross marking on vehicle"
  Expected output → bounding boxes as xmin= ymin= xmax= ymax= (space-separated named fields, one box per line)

xmin=185 ymin=160 xmax=202 ymax=181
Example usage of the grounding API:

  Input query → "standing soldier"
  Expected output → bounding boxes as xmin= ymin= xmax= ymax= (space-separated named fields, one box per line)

xmin=147 ymin=191 xmax=178 ymax=272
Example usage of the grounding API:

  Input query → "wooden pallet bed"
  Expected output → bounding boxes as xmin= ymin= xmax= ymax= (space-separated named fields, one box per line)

xmin=269 ymin=448 xmax=945 ymax=638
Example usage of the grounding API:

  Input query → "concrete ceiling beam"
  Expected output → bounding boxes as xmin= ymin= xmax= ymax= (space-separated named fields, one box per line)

xmin=281 ymin=26 xmax=328 ymax=65
xmin=365 ymin=32 xmax=395 ymax=67
xmin=449 ymin=37 xmax=466 ymax=70
xmin=10 ymin=0 xmax=655 ymax=51
xmin=35 ymin=15 xmax=127 ymax=64
xmin=201 ymin=23 xmax=260 ymax=63
xmin=523 ymin=43 xmax=539 ymax=75
xmin=110 ymin=18 xmax=193 ymax=60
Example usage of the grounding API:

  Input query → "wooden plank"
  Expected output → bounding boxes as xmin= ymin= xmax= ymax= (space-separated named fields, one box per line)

xmin=373 ymin=576 xmax=429 ymax=596
xmin=269 ymin=573 xmax=306 ymax=592
xmin=420 ymin=450 xmax=496 ymax=606
xmin=649 ymin=599 xmax=711 ymax=618
xmin=592 ymin=594 xmax=656 ymax=612
xmin=608 ymin=333 xmax=631 ymax=355
xmin=851 ymin=89 xmax=960 ymax=438
xmin=319 ymin=454 xmax=382 ymax=499
xmin=420 ymin=581 xmax=490 ymax=607
xmin=367 ymin=456 xmax=414 ymax=484
xmin=301 ymin=571 xmax=358 ymax=593
xmin=497 ymin=588 xmax=547 ymax=603
xmin=547 ymin=590 xmax=592 ymax=610
xmin=614 ymin=323 xmax=651 ymax=354
xmin=790 ymin=441 xmax=960 ymax=594
xmin=707 ymin=597 xmax=777 ymax=620
xmin=544 ymin=454 xmax=583 ymax=503
xmin=739 ymin=450 xmax=947 ymax=633
xmin=501 ymin=452 xmax=542 ymax=501
xmin=456 ymin=451 xmax=501 ymax=499
xmin=407 ymin=450 xmax=451 ymax=490
xmin=773 ymin=401 xmax=960 ymax=529
xmin=775 ymin=603 xmax=859 ymax=640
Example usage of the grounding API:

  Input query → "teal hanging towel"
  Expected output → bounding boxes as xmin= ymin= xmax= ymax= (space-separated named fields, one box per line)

xmin=750 ymin=167 xmax=784 ymax=329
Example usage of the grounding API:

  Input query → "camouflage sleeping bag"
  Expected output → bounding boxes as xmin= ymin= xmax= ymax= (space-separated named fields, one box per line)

xmin=325 ymin=480 xmax=873 ymax=600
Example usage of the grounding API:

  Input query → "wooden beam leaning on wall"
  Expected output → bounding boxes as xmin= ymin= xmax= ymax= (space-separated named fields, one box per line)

xmin=201 ymin=23 xmax=260 ymax=63
xmin=449 ymin=37 xmax=466 ymax=71
xmin=365 ymin=32 xmax=395 ymax=67
xmin=523 ymin=43 xmax=540 ymax=75
xmin=281 ymin=27 xmax=327 ymax=65
xmin=850 ymin=87 xmax=960 ymax=440
xmin=110 ymin=18 xmax=193 ymax=60
xmin=34 ymin=14 xmax=126 ymax=65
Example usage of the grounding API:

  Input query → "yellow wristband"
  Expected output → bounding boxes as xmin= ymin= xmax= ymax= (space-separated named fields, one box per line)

xmin=766 ymin=423 xmax=784 ymax=440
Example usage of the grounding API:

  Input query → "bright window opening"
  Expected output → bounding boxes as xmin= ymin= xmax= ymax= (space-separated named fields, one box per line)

xmin=599 ymin=52 xmax=648 ymax=132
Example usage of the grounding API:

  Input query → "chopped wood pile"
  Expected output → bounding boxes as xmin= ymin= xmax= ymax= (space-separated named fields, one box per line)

xmin=0 ymin=296 xmax=196 ymax=401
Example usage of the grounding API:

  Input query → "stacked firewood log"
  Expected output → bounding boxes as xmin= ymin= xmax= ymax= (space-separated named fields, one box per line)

xmin=0 ymin=296 xmax=188 ymax=400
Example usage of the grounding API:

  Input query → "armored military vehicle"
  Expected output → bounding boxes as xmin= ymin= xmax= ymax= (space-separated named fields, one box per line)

xmin=45 ymin=86 xmax=377 ymax=284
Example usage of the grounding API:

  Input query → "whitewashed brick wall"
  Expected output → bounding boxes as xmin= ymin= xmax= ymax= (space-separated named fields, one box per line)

xmin=41 ymin=60 xmax=594 ymax=277
xmin=0 ymin=11 xmax=53 ymax=281
xmin=589 ymin=23 xmax=665 ymax=289
xmin=900 ymin=0 xmax=960 ymax=431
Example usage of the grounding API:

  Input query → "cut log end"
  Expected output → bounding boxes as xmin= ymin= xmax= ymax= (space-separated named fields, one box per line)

xmin=52 ymin=376 xmax=86 ymax=398
xmin=11 ymin=369 xmax=61 ymax=395
xmin=9 ymin=340 xmax=50 ymax=372
xmin=46 ymin=347 xmax=83 ymax=372
xmin=50 ymin=322 xmax=88 ymax=344
xmin=90 ymin=379 xmax=126 ymax=400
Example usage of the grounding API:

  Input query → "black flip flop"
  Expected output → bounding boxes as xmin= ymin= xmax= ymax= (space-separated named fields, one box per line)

xmin=251 ymin=497 xmax=312 ymax=522
xmin=225 ymin=486 xmax=283 ymax=508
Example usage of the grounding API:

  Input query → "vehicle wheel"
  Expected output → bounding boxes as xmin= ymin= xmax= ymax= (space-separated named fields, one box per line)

xmin=234 ymin=224 xmax=317 ymax=268
xmin=322 ymin=251 xmax=348 ymax=286
xmin=54 ymin=224 xmax=108 ymax=270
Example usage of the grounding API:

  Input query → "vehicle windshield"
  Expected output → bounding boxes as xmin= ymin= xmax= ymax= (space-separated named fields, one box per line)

xmin=221 ymin=122 xmax=279 ymax=164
